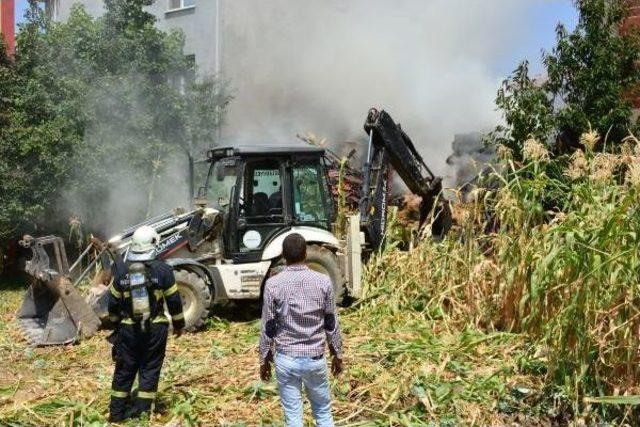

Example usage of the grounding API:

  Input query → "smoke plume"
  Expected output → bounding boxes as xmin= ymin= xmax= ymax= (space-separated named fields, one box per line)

xmin=61 ymin=0 xmax=553 ymax=236
xmin=220 ymin=0 xmax=544 ymax=176
xmin=445 ymin=132 xmax=495 ymax=189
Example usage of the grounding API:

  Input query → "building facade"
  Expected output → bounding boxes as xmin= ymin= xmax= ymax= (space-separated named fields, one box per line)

xmin=624 ymin=0 xmax=640 ymax=107
xmin=41 ymin=0 xmax=348 ymax=146
xmin=0 ymin=0 xmax=15 ymax=55
xmin=44 ymin=0 xmax=221 ymax=76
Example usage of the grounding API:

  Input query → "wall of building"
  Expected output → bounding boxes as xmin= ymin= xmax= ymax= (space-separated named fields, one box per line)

xmin=45 ymin=0 xmax=104 ymax=21
xmin=625 ymin=0 xmax=640 ymax=108
xmin=146 ymin=1 xmax=218 ymax=76
xmin=625 ymin=0 xmax=640 ymax=29
xmin=0 ymin=0 xmax=15 ymax=55
xmin=45 ymin=0 xmax=219 ymax=75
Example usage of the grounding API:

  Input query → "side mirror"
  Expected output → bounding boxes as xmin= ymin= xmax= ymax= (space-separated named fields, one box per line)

xmin=216 ymin=159 xmax=236 ymax=181
xmin=194 ymin=186 xmax=209 ymax=208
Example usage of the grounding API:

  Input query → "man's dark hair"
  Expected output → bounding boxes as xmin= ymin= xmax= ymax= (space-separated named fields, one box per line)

xmin=282 ymin=233 xmax=307 ymax=265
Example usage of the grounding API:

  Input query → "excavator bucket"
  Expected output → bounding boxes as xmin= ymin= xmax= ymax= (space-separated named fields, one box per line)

xmin=18 ymin=236 xmax=102 ymax=346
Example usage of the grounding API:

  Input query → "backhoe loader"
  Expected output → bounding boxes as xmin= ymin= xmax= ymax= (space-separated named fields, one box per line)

xmin=18 ymin=108 xmax=452 ymax=346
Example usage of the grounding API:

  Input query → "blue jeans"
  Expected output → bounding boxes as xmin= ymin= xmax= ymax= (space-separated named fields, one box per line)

xmin=274 ymin=353 xmax=334 ymax=427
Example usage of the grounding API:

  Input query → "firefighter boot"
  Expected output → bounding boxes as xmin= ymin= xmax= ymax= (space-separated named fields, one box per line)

xmin=109 ymin=392 xmax=129 ymax=423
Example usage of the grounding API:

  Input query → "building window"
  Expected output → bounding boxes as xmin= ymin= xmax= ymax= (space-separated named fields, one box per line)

xmin=169 ymin=0 xmax=195 ymax=10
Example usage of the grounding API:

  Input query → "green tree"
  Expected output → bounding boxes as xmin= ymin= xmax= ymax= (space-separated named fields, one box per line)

xmin=0 ymin=6 xmax=82 ymax=238
xmin=492 ymin=61 xmax=554 ymax=156
xmin=493 ymin=0 xmax=640 ymax=156
xmin=0 ymin=0 xmax=230 ymax=240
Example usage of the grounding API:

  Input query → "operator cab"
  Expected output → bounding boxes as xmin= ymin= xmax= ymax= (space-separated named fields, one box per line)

xmin=201 ymin=145 xmax=335 ymax=263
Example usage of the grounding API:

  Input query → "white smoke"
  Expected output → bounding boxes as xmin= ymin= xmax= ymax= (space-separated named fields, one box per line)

xmin=220 ymin=0 xmax=549 ymax=175
xmin=57 ymin=0 xmax=561 ymax=235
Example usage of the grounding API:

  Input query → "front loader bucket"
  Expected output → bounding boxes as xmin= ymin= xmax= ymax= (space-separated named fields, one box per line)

xmin=18 ymin=276 xmax=101 ymax=346
xmin=18 ymin=236 xmax=102 ymax=346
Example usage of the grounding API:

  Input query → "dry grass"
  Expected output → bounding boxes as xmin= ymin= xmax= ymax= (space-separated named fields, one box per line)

xmin=389 ymin=133 xmax=640 ymax=422
xmin=0 ymin=282 xmax=550 ymax=426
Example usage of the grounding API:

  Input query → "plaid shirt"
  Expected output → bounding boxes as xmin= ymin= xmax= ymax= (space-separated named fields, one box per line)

xmin=259 ymin=265 xmax=343 ymax=363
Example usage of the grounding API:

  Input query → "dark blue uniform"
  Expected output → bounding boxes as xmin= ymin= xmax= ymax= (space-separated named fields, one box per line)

xmin=107 ymin=256 xmax=185 ymax=421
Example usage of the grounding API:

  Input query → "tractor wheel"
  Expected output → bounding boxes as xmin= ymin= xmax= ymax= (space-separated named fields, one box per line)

xmin=174 ymin=269 xmax=211 ymax=331
xmin=306 ymin=245 xmax=346 ymax=306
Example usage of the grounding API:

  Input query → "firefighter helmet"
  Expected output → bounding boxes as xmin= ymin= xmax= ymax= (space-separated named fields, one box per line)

xmin=129 ymin=226 xmax=160 ymax=254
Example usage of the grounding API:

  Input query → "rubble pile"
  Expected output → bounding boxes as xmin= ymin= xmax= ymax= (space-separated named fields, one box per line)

xmin=393 ymin=194 xmax=421 ymax=224
xmin=324 ymin=151 xmax=363 ymax=210
xmin=445 ymin=132 xmax=495 ymax=200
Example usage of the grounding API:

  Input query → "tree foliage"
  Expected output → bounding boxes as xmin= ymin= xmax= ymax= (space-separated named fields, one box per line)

xmin=493 ymin=61 xmax=555 ymax=155
xmin=0 ymin=0 xmax=231 ymax=240
xmin=493 ymin=0 xmax=640 ymax=157
xmin=0 ymin=8 xmax=82 ymax=238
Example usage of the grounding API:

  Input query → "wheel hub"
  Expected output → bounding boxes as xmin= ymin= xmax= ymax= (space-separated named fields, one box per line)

xmin=177 ymin=284 xmax=198 ymax=324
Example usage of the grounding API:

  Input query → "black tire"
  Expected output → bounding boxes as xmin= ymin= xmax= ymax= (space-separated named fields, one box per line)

xmin=174 ymin=269 xmax=211 ymax=331
xmin=306 ymin=245 xmax=346 ymax=305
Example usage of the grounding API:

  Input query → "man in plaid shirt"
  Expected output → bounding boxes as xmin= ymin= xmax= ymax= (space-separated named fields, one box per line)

xmin=259 ymin=233 xmax=343 ymax=427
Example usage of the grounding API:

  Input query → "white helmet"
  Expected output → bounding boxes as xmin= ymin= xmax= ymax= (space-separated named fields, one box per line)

xmin=129 ymin=225 xmax=160 ymax=257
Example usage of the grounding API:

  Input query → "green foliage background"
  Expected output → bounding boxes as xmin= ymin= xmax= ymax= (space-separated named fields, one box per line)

xmin=492 ymin=0 xmax=640 ymax=157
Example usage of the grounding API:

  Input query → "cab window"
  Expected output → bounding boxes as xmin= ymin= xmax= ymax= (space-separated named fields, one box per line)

xmin=241 ymin=159 xmax=283 ymax=219
xmin=236 ymin=159 xmax=285 ymax=254
xmin=292 ymin=162 xmax=330 ymax=226
xmin=206 ymin=158 xmax=238 ymax=211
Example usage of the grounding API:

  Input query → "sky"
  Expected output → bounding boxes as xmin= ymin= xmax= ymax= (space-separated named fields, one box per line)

xmin=15 ymin=0 xmax=578 ymax=77
xmin=15 ymin=0 xmax=29 ymax=26
xmin=515 ymin=2 xmax=578 ymax=75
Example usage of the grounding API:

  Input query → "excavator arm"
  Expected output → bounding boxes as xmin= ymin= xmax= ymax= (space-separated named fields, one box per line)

xmin=359 ymin=108 xmax=452 ymax=251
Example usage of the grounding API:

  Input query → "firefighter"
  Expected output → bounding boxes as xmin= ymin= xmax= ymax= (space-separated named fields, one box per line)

xmin=107 ymin=225 xmax=185 ymax=422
